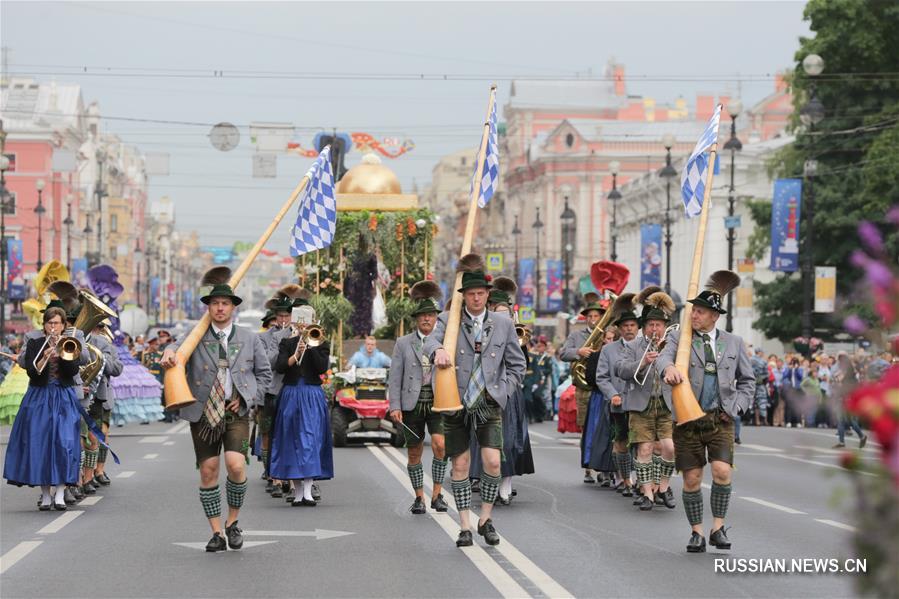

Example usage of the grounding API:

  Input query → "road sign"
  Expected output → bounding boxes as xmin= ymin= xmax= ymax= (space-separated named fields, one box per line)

xmin=486 ymin=253 xmax=504 ymax=272
xmin=724 ymin=215 xmax=742 ymax=230
xmin=518 ymin=306 xmax=535 ymax=324
xmin=815 ymin=266 xmax=836 ymax=313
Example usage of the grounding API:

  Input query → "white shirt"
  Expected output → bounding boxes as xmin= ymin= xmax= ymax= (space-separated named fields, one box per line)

xmin=211 ymin=323 xmax=234 ymax=399
xmin=465 ymin=308 xmax=486 ymax=332
xmin=697 ymin=327 xmax=718 ymax=359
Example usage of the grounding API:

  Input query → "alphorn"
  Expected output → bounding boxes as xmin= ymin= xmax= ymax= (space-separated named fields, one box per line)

xmin=670 ymin=108 xmax=722 ymax=426
xmin=164 ymin=173 xmax=314 ymax=411
xmin=432 ymin=85 xmax=497 ymax=413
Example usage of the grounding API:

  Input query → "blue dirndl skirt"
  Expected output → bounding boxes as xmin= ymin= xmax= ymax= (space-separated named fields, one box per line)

xmin=269 ymin=381 xmax=333 ymax=481
xmin=3 ymin=381 xmax=81 ymax=487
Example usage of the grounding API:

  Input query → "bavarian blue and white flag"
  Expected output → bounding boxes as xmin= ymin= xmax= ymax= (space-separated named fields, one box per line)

xmin=681 ymin=104 xmax=722 ymax=218
xmin=473 ymin=89 xmax=500 ymax=209
xmin=289 ymin=146 xmax=336 ymax=257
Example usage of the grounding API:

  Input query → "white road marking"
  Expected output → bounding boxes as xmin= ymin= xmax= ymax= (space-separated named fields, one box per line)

xmin=558 ymin=438 xmax=581 ymax=446
xmin=163 ymin=441 xmax=175 ymax=446
xmin=769 ymin=453 xmax=875 ymax=476
xmin=37 ymin=511 xmax=84 ymax=534
xmin=173 ymin=541 xmax=278 ymax=550
xmin=740 ymin=496 xmax=806 ymax=514
xmin=815 ymin=519 xmax=857 ymax=532
xmin=0 ymin=541 xmax=43 ymax=575
xmin=367 ymin=446 xmax=530 ymax=599
xmin=531 ymin=446 xmax=578 ymax=450
xmin=791 ymin=428 xmax=879 ymax=449
xmin=528 ymin=431 xmax=554 ymax=440
xmin=793 ymin=444 xmax=843 ymax=455
xmin=382 ymin=445 xmax=574 ymax=599
xmin=143 ymin=453 xmax=159 ymax=460
xmin=79 ymin=496 xmax=103 ymax=506
xmin=165 ymin=421 xmax=189 ymax=435
xmin=737 ymin=443 xmax=782 ymax=452
xmin=139 ymin=436 xmax=169 ymax=444
xmin=243 ymin=529 xmax=354 ymax=540
xmin=116 ymin=471 xmax=136 ymax=479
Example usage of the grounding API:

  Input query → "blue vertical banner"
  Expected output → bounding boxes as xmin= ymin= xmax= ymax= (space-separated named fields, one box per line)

xmin=6 ymin=239 xmax=25 ymax=300
xmin=770 ymin=178 xmax=802 ymax=272
xmin=545 ymin=259 xmax=563 ymax=311
xmin=150 ymin=277 xmax=161 ymax=309
xmin=518 ymin=258 xmax=535 ymax=309
xmin=640 ymin=224 xmax=663 ymax=288
xmin=71 ymin=257 xmax=89 ymax=288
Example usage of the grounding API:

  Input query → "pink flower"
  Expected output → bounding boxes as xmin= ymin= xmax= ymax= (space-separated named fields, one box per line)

xmin=888 ymin=206 xmax=899 ymax=226
xmin=844 ymin=315 xmax=868 ymax=335
xmin=858 ymin=221 xmax=885 ymax=255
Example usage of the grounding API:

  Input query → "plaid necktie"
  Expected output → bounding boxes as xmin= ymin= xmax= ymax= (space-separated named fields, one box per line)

xmin=463 ymin=319 xmax=486 ymax=410
xmin=702 ymin=333 xmax=715 ymax=364
xmin=200 ymin=331 xmax=229 ymax=442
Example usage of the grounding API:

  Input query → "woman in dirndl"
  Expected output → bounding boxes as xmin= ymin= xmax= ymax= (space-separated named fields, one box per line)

xmin=3 ymin=306 xmax=82 ymax=510
xmin=269 ymin=326 xmax=332 ymax=507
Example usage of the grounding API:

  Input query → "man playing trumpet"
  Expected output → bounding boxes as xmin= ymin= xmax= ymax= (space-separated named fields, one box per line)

xmin=615 ymin=288 xmax=677 ymax=511
xmin=657 ymin=271 xmax=754 ymax=553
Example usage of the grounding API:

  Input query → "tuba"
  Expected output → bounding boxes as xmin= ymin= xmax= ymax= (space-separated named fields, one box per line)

xmin=74 ymin=290 xmax=117 ymax=385
xmin=570 ymin=261 xmax=631 ymax=389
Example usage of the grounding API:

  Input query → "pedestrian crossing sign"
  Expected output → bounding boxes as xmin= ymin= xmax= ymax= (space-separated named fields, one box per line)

xmin=486 ymin=253 xmax=504 ymax=272
xmin=518 ymin=306 xmax=535 ymax=324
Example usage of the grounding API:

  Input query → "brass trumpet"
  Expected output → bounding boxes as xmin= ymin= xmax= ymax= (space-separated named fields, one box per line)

xmin=292 ymin=322 xmax=325 ymax=369
xmin=634 ymin=324 xmax=679 ymax=386
xmin=515 ymin=324 xmax=532 ymax=348
xmin=34 ymin=329 xmax=82 ymax=373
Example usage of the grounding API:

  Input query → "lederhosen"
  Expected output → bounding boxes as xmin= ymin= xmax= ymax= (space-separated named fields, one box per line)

xmin=401 ymin=333 xmax=444 ymax=446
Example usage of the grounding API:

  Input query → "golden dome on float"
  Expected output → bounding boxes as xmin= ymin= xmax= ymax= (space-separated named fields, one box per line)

xmin=337 ymin=153 xmax=402 ymax=195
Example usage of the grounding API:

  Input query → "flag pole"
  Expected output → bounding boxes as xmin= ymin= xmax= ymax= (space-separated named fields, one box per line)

xmin=671 ymin=105 xmax=723 ymax=425
xmin=433 ymin=84 xmax=497 ymax=413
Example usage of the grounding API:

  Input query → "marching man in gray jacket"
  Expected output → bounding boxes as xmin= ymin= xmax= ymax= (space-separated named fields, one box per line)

xmin=388 ymin=281 xmax=449 ymax=515
xmin=161 ymin=267 xmax=272 ymax=553
xmin=657 ymin=271 xmax=754 ymax=554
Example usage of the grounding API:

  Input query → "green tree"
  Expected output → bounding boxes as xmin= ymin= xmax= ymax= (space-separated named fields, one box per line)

xmin=751 ymin=0 xmax=899 ymax=342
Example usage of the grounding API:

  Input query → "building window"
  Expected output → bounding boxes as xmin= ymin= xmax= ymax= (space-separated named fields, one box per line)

xmin=110 ymin=245 xmax=118 ymax=260
xmin=111 ymin=214 xmax=118 ymax=232
xmin=2 ymin=192 xmax=16 ymax=216
xmin=565 ymin=133 xmax=575 ymax=148
xmin=2 ymin=153 xmax=15 ymax=172
xmin=460 ymin=156 xmax=467 ymax=166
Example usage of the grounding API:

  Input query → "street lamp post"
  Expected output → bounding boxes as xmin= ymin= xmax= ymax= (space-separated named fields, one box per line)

xmin=608 ymin=161 xmax=622 ymax=262
xmin=34 ymin=179 xmax=46 ymax=272
xmin=533 ymin=207 xmax=544 ymax=312
xmin=0 ymin=150 xmax=9 ymax=336
xmin=93 ymin=149 xmax=105 ymax=266
xmin=799 ymin=54 xmax=825 ymax=347
xmin=659 ymin=134 xmax=678 ymax=295
xmin=723 ymin=100 xmax=743 ymax=332
xmin=134 ymin=239 xmax=144 ymax=309
xmin=512 ymin=214 xmax=521 ymax=285
xmin=63 ymin=197 xmax=74 ymax=271
xmin=560 ymin=196 xmax=576 ymax=337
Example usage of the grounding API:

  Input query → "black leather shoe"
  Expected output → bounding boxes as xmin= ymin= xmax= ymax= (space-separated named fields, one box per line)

xmin=687 ymin=532 xmax=706 ymax=553
xmin=312 ymin=483 xmax=321 ymax=501
xmin=430 ymin=494 xmax=449 ymax=512
xmin=621 ymin=486 xmax=634 ymax=498
xmin=260 ymin=469 xmax=268 ymax=481
xmin=63 ymin=487 xmax=77 ymax=505
xmin=285 ymin=491 xmax=296 ymax=503
xmin=583 ymin=473 xmax=596 ymax=484
xmin=632 ymin=494 xmax=643 ymax=506
xmin=709 ymin=527 xmax=731 ymax=550
xmin=615 ymin=481 xmax=625 ymax=493
xmin=636 ymin=495 xmax=654 ymax=511
xmin=662 ymin=488 xmax=676 ymax=509
xmin=39 ymin=503 xmax=51 ymax=511
xmin=494 ymin=496 xmax=511 ymax=506
xmin=271 ymin=486 xmax=283 ymax=498
xmin=600 ymin=476 xmax=611 ymax=488
xmin=410 ymin=497 xmax=426 ymax=514
xmin=456 ymin=530 xmax=473 ymax=547
xmin=53 ymin=501 xmax=67 ymax=511
xmin=264 ymin=480 xmax=274 ymax=493
xmin=654 ymin=493 xmax=665 ymax=506
xmin=291 ymin=497 xmax=316 ymax=507
xmin=225 ymin=521 xmax=243 ymax=550
xmin=477 ymin=519 xmax=501 ymax=546
xmin=95 ymin=472 xmax=111 ymax=486
xmin=281 ymin=481 xmax=291 ymax=494
xmin=81 ymin=484 xmax=96 ymax=496
xmin=471 ymin=479 xmax=480 ymax=494
xmin=71 ymin=486 xmax=84 ymax=501
xmin=205 ymin=532 xmax=227 ymax=552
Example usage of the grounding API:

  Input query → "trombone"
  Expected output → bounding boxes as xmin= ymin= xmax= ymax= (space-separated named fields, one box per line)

xmin=34 ymin=328 xmax=82 ymax=374
xmin=634 ymin=324 xmax=679 ymax=386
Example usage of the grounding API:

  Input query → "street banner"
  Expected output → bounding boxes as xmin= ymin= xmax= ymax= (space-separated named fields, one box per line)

xmin=71 ymin=257 xmax=89 ymax=288
xmin=578 ymin=274 xmax=599 ymax=297
xmin=546 ymin=259 xmax=563 ymax=311
xmin=6 ymin=239 xmax=25 ymax=300
xmin=150 ymin=277 xmax=161 ymax=309
xmin=736 ymin=259 xmax=755 ymax=309
xmin=640 ymin=224 xmax=663 ymax=288
xmin=518 ymin=258 xmax=535 ymax=308
xmin=486 ymin=253 xmax=504 ymax=272
xmin=770 ymin=178 xmax=802 ymax=272
xmin=815 ymin=266 xmax=836 ymax=313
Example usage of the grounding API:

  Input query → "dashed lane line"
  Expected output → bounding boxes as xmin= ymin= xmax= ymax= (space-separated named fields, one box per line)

xmin=139 ymin=436 xmax=169 ymax=444
xmin=79 ymin=496 xmax=103 ymax=506
xmin=116 ymin=471 xmax=136 ymax=479
xmin=366 ymin=445 xmax=529 ymax=599
xmin=165 ymin=421 xmax=190 ymax=435
xmin=815 ymin=519 xmax=857 ymax=532
xmin=163 ymin=441 xmax=175 ymax=446
xmin=528 ymin=431 xmax=553 ymax=440
xmin=740 ymin=496 xmax=806 ymax=514
xmin=382 ymin=445 xmax=574 ymax=599
xmin=737 ymin=443 xmax=782 ymax=452
xmin=0 ymin=541 xmax=43 ymax=575
xmin=37 ymin=511 xmax=84 ymax=534
xmin=769 ymin=453 xmax=875 ymax=476
xmin=143 ymin=453 xmax=159 ymax=460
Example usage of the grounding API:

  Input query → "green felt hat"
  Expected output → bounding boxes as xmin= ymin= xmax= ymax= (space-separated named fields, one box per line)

xmin=457 ymin=271 xmax=492 ymax=292
xmin=409 ymin=280 xmax=441 ymax=316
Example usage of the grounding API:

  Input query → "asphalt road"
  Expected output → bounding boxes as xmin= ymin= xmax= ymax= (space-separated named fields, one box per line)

xmin=0 ymin=420 xmax=871 ymax=598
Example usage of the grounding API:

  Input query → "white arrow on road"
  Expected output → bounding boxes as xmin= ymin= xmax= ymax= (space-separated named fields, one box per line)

xmin=243 ymin=529 xmax=355 ymax=540
xmin=173 ymin=541 xmax=279 ymax=550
